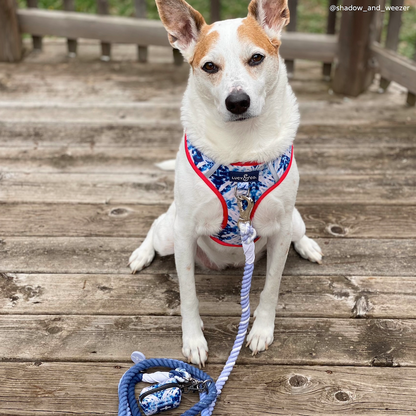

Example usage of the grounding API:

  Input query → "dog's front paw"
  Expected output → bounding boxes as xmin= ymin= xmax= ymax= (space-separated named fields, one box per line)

xmin=294 ymin=235 xmax=323 ymax=264
xmin=182 ymin=322 xmax=208 ymax=367
xmin=246 ymin=313 xmax=274 ymax=356
xmin=129 ymin=243 xmax=155 ymax=274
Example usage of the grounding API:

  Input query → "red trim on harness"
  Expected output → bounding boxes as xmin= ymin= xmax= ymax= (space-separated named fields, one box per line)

xmin=184 ymin=134 xmax=228 ymax=229
xmin=231 ymin=161 xmax=261 ymax=166
xmin=210 ymin=235 xmax=260 ymax=247
xmin=250 ymin=145 xmax=294 ymax=220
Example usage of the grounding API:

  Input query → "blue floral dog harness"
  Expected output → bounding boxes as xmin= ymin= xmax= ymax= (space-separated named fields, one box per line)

xmin=184 ymin=134 xmax=293 ymax=247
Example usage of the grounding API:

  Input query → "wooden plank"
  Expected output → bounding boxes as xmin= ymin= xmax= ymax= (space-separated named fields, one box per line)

xmin=134 ymin=0 xmax=148 ymax=63
xmin=0 ymin=237 xmax=415 ymax=276
xmin=0 ymin=314 xmax=416 ymax=366
xmin=1 ymin=122 xmax=415 ymax=148
xmin=1 ymin=145 xmax=416 ymax=175
xmin=284 ymin=0 xmax=298 ymax=75
xmin=280 ymin=32 xmax=337 ymax=63
xmin=406 ymin=42 xmax=416 ymax=106
xmin=371 ymin=42 xmax=416 ymax=94
xmin=1 ymin=203 xmax=416 ymax=239
xmin=16 ymin=9 xmax=337 ymax=62
xmin=379 ymin=0 xmax=403 ymax=90
xmin=17 ymin=9 xmax=172 ymax=47
xmin=2 ymin=362 xmax=416 ymax=415
xmin=63 ymin=0 xmax=77 ymax=58
xmin=27 ymin=0 xmax=42 ymax=51
xmin=1 ymin=99 xmax=409 ymax=125
xmin=0 ymin=0 xmax=22 ymax=62
xmin=322 ymin=0 xmax=338 ymax=78
xmin=210 ymin=0 xmax=220 ymax=23
xmin=385 ymin=0 xmax=403 ymax=51
xmin=332 ymin=0 xmax=376 ymax=96
xmin=97 ymin=0 xmax=111 ymax=61
xmin=1 ymin=171 xmax=416 ymax=205
xmin=0 ymin=103 xmax=181 ymax=123
xmin=3 ymin=272 xmax=416 ymax=319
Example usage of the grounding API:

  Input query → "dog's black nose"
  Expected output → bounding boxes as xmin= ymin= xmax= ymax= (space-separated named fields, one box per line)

xmin=225 ymin=92 xmax=251 ymax=115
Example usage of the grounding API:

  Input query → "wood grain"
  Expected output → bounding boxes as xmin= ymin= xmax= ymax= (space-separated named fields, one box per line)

xmin=0 ymin=237 xmax=415 ymax=276
xmin=1 ymin=121 xmax=415 ymax=148
xmin=332 ymin=0 xmax=376 ymax=96
xmin=0 ymin=314 xmax=415 ymax=367
xmin=0 ymin=100 xmax=412 ymax=125
xmin=2 ymin=362 xmax=416 ymax=415
xmin=2 ymin=272 xmax=416 ymax=319
xmin=0 ymin=203 xmax=416 ymax=239
xmin=372 ymin=42 xmax=416 ymax=94
xmin=0 ymin=0 xmax=22 ymax=63
xmin=1 ymin=145 xmax=416 ymax=174
xmin=1 ymin=172 xmax=416 ymax=205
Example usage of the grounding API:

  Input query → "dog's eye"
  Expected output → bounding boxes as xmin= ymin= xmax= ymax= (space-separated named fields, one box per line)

xmin=249 ymin=54 xmax=265 ymax=66
xmin=202 ymin=62 xmax=219 ymax=74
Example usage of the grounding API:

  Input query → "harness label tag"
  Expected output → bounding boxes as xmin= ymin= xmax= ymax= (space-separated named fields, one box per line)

xmin=229 ymin=171 xmax=260 ymax=182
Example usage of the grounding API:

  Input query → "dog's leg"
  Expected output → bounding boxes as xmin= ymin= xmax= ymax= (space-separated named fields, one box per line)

xmin=246 ymin=216 xmax=293 ymax=355
xmin=174 ymin=217 xmax=208 ymax=367
xmin=292 ymin=208 xmax=323 ymax=264
xmin=129 ymin=202 xmax=176 ymax=273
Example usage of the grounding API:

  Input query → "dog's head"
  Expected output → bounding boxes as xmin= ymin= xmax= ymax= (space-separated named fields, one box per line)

xmin=156 ymin=0 xmax=290 ymax=123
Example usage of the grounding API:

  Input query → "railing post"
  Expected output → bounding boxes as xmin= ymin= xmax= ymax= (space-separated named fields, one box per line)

xmin=210 ymin=0 xmax=221 ymax=23
xmin=285 ymin=0 xmax=297 ymax=77
xmin=322 ymin=0 xmax=338 ymax=80
xmin=63 ymin=0 xmax=77 ymax=57
xmin=27 ymin=0 xmax=42 ymax=51
xmin=0 ymin=0 xmax=22 ymax=62
xmin=332 ymin=0 xmax=378 ymax=96
xmin=97 ymin=0 xmax=111 ymax=61
xmin=135 ymin=0 xmax=148 ymax=63
xmin=406 ymin=41 xmax=416 ymax=106
xmin=379 ymin=0 xmax=404 ymax=91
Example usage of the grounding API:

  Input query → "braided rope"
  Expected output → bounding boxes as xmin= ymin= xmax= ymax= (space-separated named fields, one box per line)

xmin=118 ymin=358 xmax=217 ymax=416
xmin=200 ymin=224 xmax=255 ymax=416
xmin=118 ymin=224 xmax=256 ymax=416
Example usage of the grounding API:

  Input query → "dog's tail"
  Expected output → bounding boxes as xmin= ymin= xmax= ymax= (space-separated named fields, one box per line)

xmin=155 ymin=159 xmax=176 ymax=171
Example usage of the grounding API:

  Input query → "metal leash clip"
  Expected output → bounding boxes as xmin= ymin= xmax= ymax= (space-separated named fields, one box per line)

xmin=182 ymin=379 xmax=212 ymax=394
xmin=235 ymin=187 xmax=254 ymax=227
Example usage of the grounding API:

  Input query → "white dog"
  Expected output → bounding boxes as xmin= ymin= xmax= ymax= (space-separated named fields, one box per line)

xmin=129 ymin=0 xmax=323 ymax=367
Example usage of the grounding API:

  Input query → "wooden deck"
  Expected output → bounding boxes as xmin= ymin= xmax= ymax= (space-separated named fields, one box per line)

xmin=1 ymin=40 xmax=416 ymax=415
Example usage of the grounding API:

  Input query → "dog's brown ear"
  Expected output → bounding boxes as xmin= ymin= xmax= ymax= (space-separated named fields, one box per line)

xmin=156 ymin=0 xmax=206 ymax=61
xmin=248 ymin=0 xmax=290 ymax=39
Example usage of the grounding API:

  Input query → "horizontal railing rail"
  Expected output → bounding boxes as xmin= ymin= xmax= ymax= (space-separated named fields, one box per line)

xmin=16 ymin=8 xmax=338 ymax=64
xmin=371 ymin=42 xmax=416 ymax=97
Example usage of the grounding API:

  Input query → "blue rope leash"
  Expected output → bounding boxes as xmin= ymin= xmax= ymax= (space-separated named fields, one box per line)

xmin=118 ymin=193 xmax=256 ymax=416
xmin=118 ymin=358 xmax=217 ymax=416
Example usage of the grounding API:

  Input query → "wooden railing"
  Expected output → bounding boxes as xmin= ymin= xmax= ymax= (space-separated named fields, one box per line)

xmin=0 ymin=0 xmax=415 ymax=105
xmin=375 ymin=0 xmax=416 ymax=106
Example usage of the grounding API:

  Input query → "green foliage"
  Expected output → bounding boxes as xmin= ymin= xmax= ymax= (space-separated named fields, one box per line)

xmin=399 ymin=6 xmax=416 ymax=59
xmin=17 ymin=0 xmax=416 ymax=59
